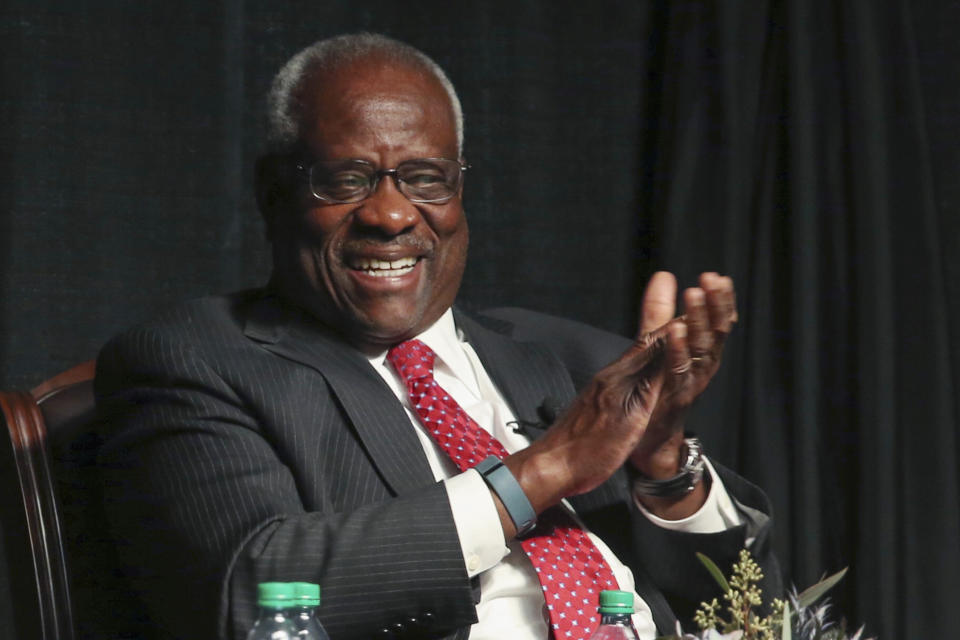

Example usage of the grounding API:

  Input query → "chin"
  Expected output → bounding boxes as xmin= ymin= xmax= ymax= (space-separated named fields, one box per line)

xmin=340 ymin=308 xmax=425 ymax=349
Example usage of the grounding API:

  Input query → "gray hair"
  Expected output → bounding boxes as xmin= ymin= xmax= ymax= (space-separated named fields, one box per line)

xmin=265 ymin=33 xmax=464 ymax=156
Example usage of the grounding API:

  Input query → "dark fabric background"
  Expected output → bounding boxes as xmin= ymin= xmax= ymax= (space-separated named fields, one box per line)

xmin=2 ymin=1 xmax=958 ymax=638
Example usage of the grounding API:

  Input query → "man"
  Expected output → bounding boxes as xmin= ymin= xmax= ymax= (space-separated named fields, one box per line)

xmin=96 ymin=33 xmax=779 ymax=640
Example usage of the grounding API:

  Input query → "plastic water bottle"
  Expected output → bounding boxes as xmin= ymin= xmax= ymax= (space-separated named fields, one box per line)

xmin=246 ymin=582 xmax=298 ymax=640
xmin=290 ymin=582 xmax=330 ymax=639
xmin=586 ymin=590 xmax=642 ymax=640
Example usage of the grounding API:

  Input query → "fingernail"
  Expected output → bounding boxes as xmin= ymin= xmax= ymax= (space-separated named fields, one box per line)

xmin=671 ymin=322 xmax=687 ymax=338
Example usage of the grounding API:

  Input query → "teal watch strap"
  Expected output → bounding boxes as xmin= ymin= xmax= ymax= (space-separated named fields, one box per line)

xmin=474 ymin=455 xmax=537 ymax=536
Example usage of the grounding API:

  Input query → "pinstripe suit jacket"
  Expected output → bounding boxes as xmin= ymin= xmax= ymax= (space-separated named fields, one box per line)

xmin=95 ymin=289 xmax=779 ymax=640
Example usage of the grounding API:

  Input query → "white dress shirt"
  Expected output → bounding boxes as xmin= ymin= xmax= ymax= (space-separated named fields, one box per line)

xmin=367 ymin=309 xmax=742 ymax=640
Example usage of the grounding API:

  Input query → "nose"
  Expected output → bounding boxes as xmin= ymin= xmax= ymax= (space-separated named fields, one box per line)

xmin=352 ymin=173 xmax=420 ymax=236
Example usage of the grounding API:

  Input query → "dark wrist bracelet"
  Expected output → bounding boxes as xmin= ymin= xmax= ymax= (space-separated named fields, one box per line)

xmin=474 ymin=455 xmax=537 ymax=536
xmin=631 ymin=437 xmax=705 ymax=497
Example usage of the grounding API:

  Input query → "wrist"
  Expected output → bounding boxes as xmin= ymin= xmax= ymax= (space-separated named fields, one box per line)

xmin=636 ymin=471 xmax=710 ymax=519
xmin=503 ymin=446 xmax=567 ymax=514
xmin=631 ymin=436 xmax=705 ymax=496
xmin=630 ymin=437 xmax=709 ymax=518
xmin=630 ymin=431 xmax=686 ymax=478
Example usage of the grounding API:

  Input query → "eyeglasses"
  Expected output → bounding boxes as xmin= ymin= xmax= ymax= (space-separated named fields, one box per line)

xmin=296 ymin=157 xmax=468 ymax=204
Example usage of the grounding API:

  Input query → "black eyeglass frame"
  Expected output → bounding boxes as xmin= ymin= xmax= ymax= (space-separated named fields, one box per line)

xmin=294 ymin=157 xmax=470 ymax=204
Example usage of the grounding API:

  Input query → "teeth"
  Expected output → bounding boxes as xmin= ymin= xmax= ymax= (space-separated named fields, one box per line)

xmin=349 ymin=256 xmax=418 ymax=275
xmin=366 ymin=265 xmax=415 ymax=277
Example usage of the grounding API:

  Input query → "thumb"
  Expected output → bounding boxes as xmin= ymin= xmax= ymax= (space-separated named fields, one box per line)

xmin=638 ymin=271 xmax=677 ymax=337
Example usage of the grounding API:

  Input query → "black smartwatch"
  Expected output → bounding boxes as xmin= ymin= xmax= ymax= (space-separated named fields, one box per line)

xmin=473 ymin=455 xmax=537 ymax=536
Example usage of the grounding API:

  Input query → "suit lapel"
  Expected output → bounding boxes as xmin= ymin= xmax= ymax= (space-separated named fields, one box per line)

xmin=454 ymin=309 xmax=577 ymax=427
xmin=242 ymin=294 xmax=435 ymax=496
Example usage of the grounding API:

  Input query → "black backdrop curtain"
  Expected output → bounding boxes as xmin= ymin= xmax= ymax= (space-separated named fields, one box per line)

xmin=641 ymin=2 xmax=960 ymax=638
xmin=1 ymin=1 xmax=957 ymax=638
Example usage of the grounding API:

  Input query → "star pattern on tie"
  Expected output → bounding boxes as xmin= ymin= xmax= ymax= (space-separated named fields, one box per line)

xmin=388 ymin=339 xmax=622 ymax=639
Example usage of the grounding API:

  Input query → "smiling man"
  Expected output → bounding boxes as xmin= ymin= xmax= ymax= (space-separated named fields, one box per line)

xmin=96 ymin=33 xmax=779 ymax=640
xmin=261 ymin=50 xmax=468 ymax=351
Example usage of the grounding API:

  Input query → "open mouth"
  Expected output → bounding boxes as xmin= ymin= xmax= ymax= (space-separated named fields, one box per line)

xmin=346 ymin=255 xmax=420 ymax=277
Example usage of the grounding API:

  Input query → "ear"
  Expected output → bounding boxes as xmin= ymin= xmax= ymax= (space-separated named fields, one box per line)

xmin=255 ymin=154 xmax=291 ymax=242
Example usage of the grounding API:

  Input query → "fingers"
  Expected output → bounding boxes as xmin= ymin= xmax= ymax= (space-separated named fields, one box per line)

xmin=658 ymin=273 xmax=738 ymax=383
xmin=683 ymin=287 xmax=711 ymax=358
xmin=679 ymin=273 xmax=738 ymax=361
xmin=665 ymin=321 xmax=691 ymax=378
xmin=700 ymin=272 xmax=738 ymax=332
xmin=638 ymin=271 xmax=677 ymax=337
xmin=622 ymin=271 xmax=737 ymax=379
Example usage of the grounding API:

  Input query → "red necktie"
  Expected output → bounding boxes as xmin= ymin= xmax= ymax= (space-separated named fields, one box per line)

xmin=388 ymin=339 xmax=623 ymax=639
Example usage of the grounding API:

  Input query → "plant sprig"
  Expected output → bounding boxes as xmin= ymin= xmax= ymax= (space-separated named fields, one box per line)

xmin=655 ymin=548 xmax=872 ymax=640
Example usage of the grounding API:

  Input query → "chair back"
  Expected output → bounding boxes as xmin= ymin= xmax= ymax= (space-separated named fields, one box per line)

xmin=1 ymin=361 xmax=95 ymax=640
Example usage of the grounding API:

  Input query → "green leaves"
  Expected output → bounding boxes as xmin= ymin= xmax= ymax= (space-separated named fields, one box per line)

xmin=697 ymin=551 xmax=732 ymax=593
xmin=781 ymin=602 xmax=792 ymax=640
xmin=797 ymin=568 xmax=848 ymax=610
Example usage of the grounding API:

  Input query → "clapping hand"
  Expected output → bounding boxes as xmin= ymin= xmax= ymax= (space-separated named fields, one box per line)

xmin=501 ymin=271 xmax=737 ymax=534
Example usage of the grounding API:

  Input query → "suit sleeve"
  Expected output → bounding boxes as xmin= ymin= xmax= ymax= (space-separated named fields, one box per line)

xmin=628 ymin=462 xmax=782 ymax=632
xmin=96 ymin=326 xmax=477 ymax=640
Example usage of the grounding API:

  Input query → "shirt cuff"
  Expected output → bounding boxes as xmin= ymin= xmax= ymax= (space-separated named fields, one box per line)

xmin=633 ymin=457 xmax=743 ymax=533
xmin=444 ymin=469 xmax=511 ymax=577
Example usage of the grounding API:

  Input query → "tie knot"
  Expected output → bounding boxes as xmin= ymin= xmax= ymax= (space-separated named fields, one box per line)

xmin=387 ymin=339 xmax=436 ymax=381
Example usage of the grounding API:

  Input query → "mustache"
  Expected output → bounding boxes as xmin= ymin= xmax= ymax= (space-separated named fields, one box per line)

xmin=340 ymin=235 xmax=433 ymax=255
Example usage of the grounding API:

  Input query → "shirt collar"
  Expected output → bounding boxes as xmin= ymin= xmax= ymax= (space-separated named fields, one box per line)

xmin=366 ymin=308 xmax=469 ymax=375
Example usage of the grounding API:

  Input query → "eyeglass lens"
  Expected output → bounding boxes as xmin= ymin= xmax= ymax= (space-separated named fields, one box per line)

xmin=310 ymin=158 xmax=463 ymax=203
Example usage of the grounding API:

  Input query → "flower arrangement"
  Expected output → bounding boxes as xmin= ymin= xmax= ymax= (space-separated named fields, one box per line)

xmin=656 ymin=549 xmax=874 ymax=640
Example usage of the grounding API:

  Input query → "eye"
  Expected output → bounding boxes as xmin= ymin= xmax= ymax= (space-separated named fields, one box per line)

xmin=403 ymin=170 xmax=445 ymax=187
xmin=322 ymin=171 xmax=370 ymax=196
xmin=329 ymin=171 xmax=367 ymax=187
xmin=398 ymin=162 xmax=450 ymax=188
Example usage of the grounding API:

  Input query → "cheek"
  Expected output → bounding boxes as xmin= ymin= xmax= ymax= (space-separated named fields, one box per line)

xmin=300 ymin=205 xmax=351 ymax=240
xmin=278 ymin=207 xmax=351 ymax=284
xmin=427 ymin=202 xmax=467 ymax=242
xmin=290 ymin=207 xmax=355 ymax=271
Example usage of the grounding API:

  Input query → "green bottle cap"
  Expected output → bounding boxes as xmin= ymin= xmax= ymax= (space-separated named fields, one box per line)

xmin=291 ymin=582 xmax=321 ymax=607
xmin=598 ymin=590 xmax=635 ymax=615
xmin=257 ymin=582 xmax=296 ymax=609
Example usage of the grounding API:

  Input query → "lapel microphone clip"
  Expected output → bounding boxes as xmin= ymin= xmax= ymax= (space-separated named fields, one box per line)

xmin=509 ymin=396 xmax=562 ymax=439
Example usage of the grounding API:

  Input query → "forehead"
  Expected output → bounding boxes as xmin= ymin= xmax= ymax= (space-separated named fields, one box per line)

xmin=297 ymin=56 xmax=458 ymax=160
